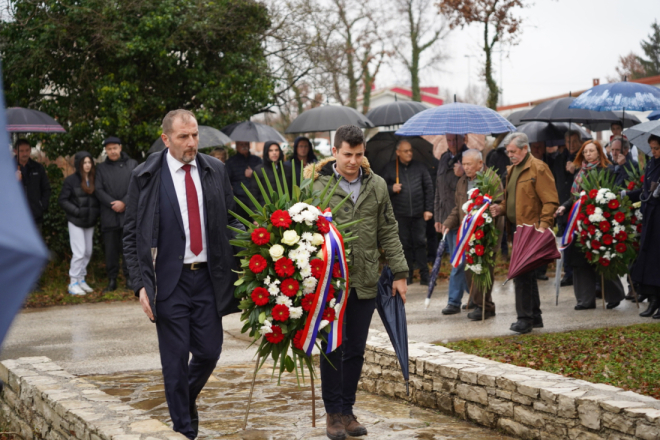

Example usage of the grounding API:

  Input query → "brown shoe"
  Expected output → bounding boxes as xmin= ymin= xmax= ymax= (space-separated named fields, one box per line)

xmin=342 ymin=414 xmax=367 ymax=437
xmin=326 ymin=413 xmax=347 ymax=440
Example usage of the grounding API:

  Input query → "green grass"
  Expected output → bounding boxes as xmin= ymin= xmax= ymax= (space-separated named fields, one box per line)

xmin=27 ymin=257 xmax=137 ymax=308
xmin=441 ymin=323 xmax=660 ymax=399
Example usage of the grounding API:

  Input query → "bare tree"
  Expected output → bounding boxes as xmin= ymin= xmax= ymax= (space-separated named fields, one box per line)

xmin=391 ymin=0 xmax=451 ymax=102
xmin=439 ymin=0 xmax=526 ymax=110
xmin=607 ymin=52 xmax=646 ymax=83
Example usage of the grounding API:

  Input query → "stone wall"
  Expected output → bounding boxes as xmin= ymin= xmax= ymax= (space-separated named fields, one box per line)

xmin=358 ymin=331 xmax=660 ymax=440
xmin=0 ymin=356 xmax=186 ymax=440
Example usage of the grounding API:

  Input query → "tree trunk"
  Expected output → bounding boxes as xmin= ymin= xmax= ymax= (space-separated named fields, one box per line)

xmin=362 ymin=70 xmax=373 ymax=113
xmin=484 ymin=24 xmax=499 ymax=110
xmin=347 ymin=42 xmax=358 ymax=109
xmin=411 ymin=46 xmax=421 ymax=102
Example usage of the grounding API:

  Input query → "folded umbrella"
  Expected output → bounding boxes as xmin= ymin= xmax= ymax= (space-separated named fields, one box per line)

xmin=505 ymin=225 xmax=560 ymax=284
xmin=376 ymin=266 xmax=409 ymax=395
xmin=425 ymin=234 xmax=446 ymax=309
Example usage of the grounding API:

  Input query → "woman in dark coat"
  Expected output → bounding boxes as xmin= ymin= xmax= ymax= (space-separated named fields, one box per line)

xmin=286 ymin=136 xmax=317 ymax=176
xmin=251 ymin=141 xmax=293 ymax=204
xmin=628 ymin=135 xmax=660 ymax=318
xmin=58 ymin=151 xmax=100 ymax=296
xmin=555 ymin=140 xmax=625 ymax=310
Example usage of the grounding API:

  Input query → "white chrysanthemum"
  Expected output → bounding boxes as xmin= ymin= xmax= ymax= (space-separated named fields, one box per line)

xmin=580 ymin=190 xmax=587 ymax=196
xmin=276 ymin=296 xmax=292 ymax=306
xmin=300 ymin=265 xmax=312 ymax=278
xmin=329 ymin=298 xmax=336 ymax=308
xmin=636 ymin=210 xmax=643 ymax=220
xmin=288 ymin=202 xmax=308 ymax=215
xmin=595 ymin=194 xmax=605 ymax=204
xmin=468 ymin=247 xmax=475 ymax=254
xmin=259 ymin=320 xmax=272 ymax=335
xmin=303 ymin=277 xmax=318 ymax=294
xmin=462 ymin=201 xmax=471 ymax=214
xmin=486 ymin=216 xmax=492 ymax=224
xmin=595 ymin=231 xmax=602 ymax=240
xmin=593 ymin=250 xmax=600 ymax=255
xmin=302 ymin=210 xmax=317 ymax=225
xmin=301 ymin=232 xmax=314 ymax=242
xmin=264 ymin=276 xmax=271 ymax=285
xmin=586 ymin=241 xmax=591 ymax=249
xmin=471 ymin=264 xmax=483 ymax=274
xmin=289 ymin=307 xmax=303 ymax=320
xmin=605 ymin=191 xmax=616 ymax=201
xmin=268 ymin=284 xmax=280 ymax=296
xmin=595 ymin=207 xmax=603 ymax=216
xmin=482 ymin=213 xmax=491 ymax=220
xmin=319 ymin=320 xmax=330 ymax=330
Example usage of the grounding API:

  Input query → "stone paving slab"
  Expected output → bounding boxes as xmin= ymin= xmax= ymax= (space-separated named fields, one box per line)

xmin=86 ymin=363 xmax=516 ymax=440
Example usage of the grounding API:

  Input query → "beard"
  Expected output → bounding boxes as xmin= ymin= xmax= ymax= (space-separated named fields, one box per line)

xmin=181 ymin=149 xmax=197 ymax=164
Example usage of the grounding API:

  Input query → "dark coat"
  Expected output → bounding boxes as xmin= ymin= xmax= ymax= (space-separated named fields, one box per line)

xmin=58 ymin=152 xmax=100 ymax=228
xmin=485 ymin=147 xmax=511 ymax=186
xmin=95 ymin=151 xmax=139 ymax=231
xmin=630 ymin=157 xmax=660 ymax=288
xmin=381 ymin=159 xmax=434 ymax=218
xmin=544 ymin=149 xmax=576 ymax=206
xmin=251 ymin=141 xmax=293 ymax=204
xmin=17 ymin=158 xmax=51 ymax=223
xmin=123 ymin=149 xmax=244 ymax=320
xmin=612 ymin=153 xmax=636 ymax=187
xmin=225 ymin=151 xmax=262 ymax=203
xmin=433 ymin=147 xmax=466 ymax=224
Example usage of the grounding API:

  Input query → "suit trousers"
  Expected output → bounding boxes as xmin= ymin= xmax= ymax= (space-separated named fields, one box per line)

xmin=514 ymin=271 xmax=542 ymax=325
xmin=572 ymin=266 xmax=625 ymax=307
xmin=396 ymin=216 xmax=429 ymax=277
xmin=155 ymin=267 xmax=223 ymax=439
xmin=103 ymin=229 xmax=128 ymax=280
xmin=320 ymin=288 xmax=375 ymax=415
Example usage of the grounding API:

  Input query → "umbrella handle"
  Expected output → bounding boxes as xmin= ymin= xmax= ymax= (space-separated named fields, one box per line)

xmin=396 ymin=157 xmax=399 ymax=185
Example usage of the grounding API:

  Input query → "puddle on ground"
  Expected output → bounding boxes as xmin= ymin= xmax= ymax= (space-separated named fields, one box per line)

xmin=87 ymin=363 xmax=515 ymax=439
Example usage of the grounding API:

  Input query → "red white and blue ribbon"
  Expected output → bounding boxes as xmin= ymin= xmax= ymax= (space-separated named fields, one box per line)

xmin=560 ymin=199 xmax=582 ymax=250
xmin=450 ymin=195 xmax=493 ymax=268
xmin=300 ymin=209 xmax=349 ymax=356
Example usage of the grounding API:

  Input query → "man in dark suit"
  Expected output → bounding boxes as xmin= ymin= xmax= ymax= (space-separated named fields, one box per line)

xmin=123 ymin=109 xmax=242 ymax=439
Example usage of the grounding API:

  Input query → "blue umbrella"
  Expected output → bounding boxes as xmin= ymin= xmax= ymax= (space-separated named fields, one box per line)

xmin=0 ymin=69 xmax=49 ymax=354
xmin=648 ymin=110 xmax=660 ymax=121
xmin=376 ymin=266 xmax=409 ymax=395
xmin=425 ymin=234 xmax=446 ymax=309
xmin=569 ymin=82 xmax=660 ymax=112
xmin=395 ymin=102 xmax=516 ymax=136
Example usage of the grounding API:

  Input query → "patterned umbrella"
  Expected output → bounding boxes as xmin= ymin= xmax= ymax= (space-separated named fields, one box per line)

xmin=395 ymin=102 xmax=516 ymax=136
xmin=569 ymin=81 xmax=660 ymax=112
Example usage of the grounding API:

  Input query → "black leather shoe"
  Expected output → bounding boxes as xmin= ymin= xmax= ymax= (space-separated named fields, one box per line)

xmin=536 ymin=274 xmax=549 ymax=281
xmin=103 ymin=278 xmax=117 ymax=293
xmin=190 ymin=402 xmax=199 ymax=437
xmin=419 ymin=277 xmax=430 ymax=286
xmin=442 ymin=304 xmax=461 ymax=315
xmin=653 ymin=309 xmax=660 ymax=319
xmin=461 ymin=302 xmax=476 ymax=310
xmin=533 ymin=317 xmax=544 ymax=328
xmin=640 ymin=300 xmax=659 ymax=317
xmin=467 ymin=307 xmax=495 ymax=320
xmin=574 ymin=304 xmax=596 ymax=310
xmin=606 ymin=301 xmax=620 ymax=309
xmin=125 ymin=278 xmax=132 ymax=291
xmin=509 ymin=321 xmax=532 ymax=334
xmin=560 ymin=276 xmax=573 ymax=287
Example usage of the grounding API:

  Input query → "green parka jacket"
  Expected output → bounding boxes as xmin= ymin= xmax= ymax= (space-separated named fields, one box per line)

xmin=304 ymin=157 xmax=408 ymax=300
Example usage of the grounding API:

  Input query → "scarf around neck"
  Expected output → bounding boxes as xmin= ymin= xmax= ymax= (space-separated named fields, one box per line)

xmin=571 ymin=160 xmax=599 ymax=198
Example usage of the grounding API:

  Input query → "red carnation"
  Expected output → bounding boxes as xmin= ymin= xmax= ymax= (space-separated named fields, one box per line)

xmin=599 ymin=221 xmax=611 ymax=233
xmin=333 ymin=262 xmax=342 ymax=278
xmin=271 ymin=210 xmax=292 ymax=228
xmin=251 ymin=228 xmax=270 ymax=245
xmin=599 ymin=257 xmax=610 ymax=267
xmin=588 ymin=225 xmax=596 ymax=236
xmin=641 ymin=175 xmax=645 ymax=182
xmin=615 ymin=231 xmax=628 ymax=241
xmin=301 ymin=293 xmax=315 ymax=312
xmin=316 ymin=216 xmax=330 ymax=234
xmin=580 ymin=237 xmax=586 ymax=245
xmin=589 ymin=189 xmax=598 ymax=199
xmin=272 ymin=304 xmax=290 ymax=322
xmin=293 ymin=330 xmax=304 ymax=349
xmin=637 ymin=224 xmax=643 ymax=233
xmin=631 ymin=216 xmax=637 ymax=224
xmin=580 ymin=195 xmax=588 ymax=203
xmin=615 ymin=243 xmax=627 ymax=253
xmin=466 ymin=255 xmax=474 ymax=264
xmin=586 ymin=251 xmax=593 ymax=260
xmin=633 ymin=241 xmax=640 ymax=250
xmin=249 ymin=255 xmax=268 ymax=274
xmin=628 ymin=181 xmax=635 ymax=190
xmin=275 ymin=257 xmax=295 ymax=278
xmin=323 ymin=307 xmax=336 ymax=322
xmin=584 ymin=219 xmax=591 ymax=226
xmin=614 ymin=212 xmax=625 ymax=223
xmin=467 ymin=203 xmax=476 ymax=212
xmin=474 ymin=244 xmax=485 ymax=256
xmin=608 ymin=199 xmax=620 ymax=210
xmin=604 ymin=212 xmax=611 ymax=218
xmin=577 ymin=212 xmax=586 ymax=221
xmin=474 ymin=229 xmax=484 ymax=240
xmin=580 ymin=230 xmax=588 ymax=237
xmin=602 ymin=234 xmax=613 ymax=245
xmin=280 ymin=278 xmax=300 ymax=297
xmin=265 ymin=325 xmax=284 ymax=344
xmin=476 ymin=217 xmax=485 ymax=226
xmin=251 ymin=287 xmax=269 ymax=306
xmin=591 ymin=240 xmax=601 ymax=250
xmin=470 ymin=189 xmax=480 ymax=199
xmin=586 ymin=204 xmax=596 ymax=215
xmin=310 ymin=259 xmax=324 ymax=278
xmin=474 ymin=196 xmax=484 ymax=205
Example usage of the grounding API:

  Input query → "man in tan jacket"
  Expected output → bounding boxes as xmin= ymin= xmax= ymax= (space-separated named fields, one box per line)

xmin=489 ymin=132 xmax=559 ymax=334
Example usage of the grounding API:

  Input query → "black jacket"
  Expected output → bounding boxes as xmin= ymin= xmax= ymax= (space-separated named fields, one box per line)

xmin=225 ymin=152 xmax=262 ymax=202
xmin=630 ymin=157 xmax=660 ymax=288
xmin=613 ymin=153 xmax=636 ymax=187
xmin=251 ymin=141 xmax=293 ymax=204
xmin=123 ymin=150 xmax=244 ymax=320
xmin=95 ymin=151 xmax=139 ymax=231
xmin=485 ymin=147 xmax=511 ymax=185
xmin=58 ymin=152 xmax=100 ymax=228
xmin=17 ymin=158 xmax=51 ymax=222
xmin=382 ymin=159 xmax=434 ymax=218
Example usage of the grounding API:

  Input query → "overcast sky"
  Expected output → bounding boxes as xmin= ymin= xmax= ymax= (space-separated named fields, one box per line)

xmin=381 ymin=0 xmax=659 ymax=107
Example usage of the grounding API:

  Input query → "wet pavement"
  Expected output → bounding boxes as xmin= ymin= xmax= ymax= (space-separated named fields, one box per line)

xmin=86 ymin=363 xmax=516 ymax=440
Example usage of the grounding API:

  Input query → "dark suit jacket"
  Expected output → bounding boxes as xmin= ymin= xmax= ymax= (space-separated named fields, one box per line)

xmin=123 ymin=149 xmax=244 ymax=320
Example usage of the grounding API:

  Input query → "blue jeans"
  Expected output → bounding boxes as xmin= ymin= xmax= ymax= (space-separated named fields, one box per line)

xmin=445 ymin=229 xmax=469 ymax=307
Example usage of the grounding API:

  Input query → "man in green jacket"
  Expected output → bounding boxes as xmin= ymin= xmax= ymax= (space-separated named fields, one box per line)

xmin=304 ymin=125 xmax=408 ymax=440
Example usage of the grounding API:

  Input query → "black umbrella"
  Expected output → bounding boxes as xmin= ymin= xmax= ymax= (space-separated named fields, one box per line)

xmin=285 ymin=105 xmax=373 ymax=134
xmin=221 ymin=121 xmax=286 ymax=143
xmin=6 ymin=107 xmax=66 ymax=133
xmin=376 ymin=266 xmax=409 ymax=395
xmin=582 ymin=111 xmax=641 ymax=132
xmin=425 ymin=234 xmax=447 ymax=309
xmin=506 ymin=109 xmax=531 ymax=127
xmin=365 ymin=101 xmax=427 ymax=127
xmin=520 ymin=97 xmax=621 ymax=124
xmin=517 ymin=121 xmax=592 ymax=144
xmin=148 ymin=125 xmax=232 ymax=154
xmin=365 ymin=131 xmax=435 ymax=177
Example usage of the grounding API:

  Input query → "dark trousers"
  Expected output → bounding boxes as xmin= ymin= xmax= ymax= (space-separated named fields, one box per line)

xmin=320 ymin=288 xmax=375 ymax=415
xmin=514 ymin=271 xmax=541 ymax=325
xmin=396 ymin=216 xmax=428 ymax=278
xmin=466 ymin=267 xmax=495 ymax=312
xmin=426 ymin=218 xmax=437 ymax=262
xmin=156 ymin=267 xmax=223 ymax=439
xmin=572 ymin=266 xmax=625 ymax=307
xmin=103 ymin=229 xmax=128 ymax=280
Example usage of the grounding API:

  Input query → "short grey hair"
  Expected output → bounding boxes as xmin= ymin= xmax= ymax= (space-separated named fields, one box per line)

xmin=462 ymin=149 xmax=483 ymax=161
xmin=162 ymin=109 xmax=196 ymax=135
xmin=502 ymin=132 xmax=530 ymax=152
xmin=611 ymin=135 xmax=630 ymax=153
xmin=396 ymin=140 xmax=412 ymax=150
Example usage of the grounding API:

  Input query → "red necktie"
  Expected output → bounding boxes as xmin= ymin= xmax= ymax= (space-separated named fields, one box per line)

xmin=182 ymin=164 xmax=203 ymax=256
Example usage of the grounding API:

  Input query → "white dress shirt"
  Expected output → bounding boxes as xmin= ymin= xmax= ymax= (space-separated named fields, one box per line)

xmin=166 ymin=151 xmax=207 ymax=263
